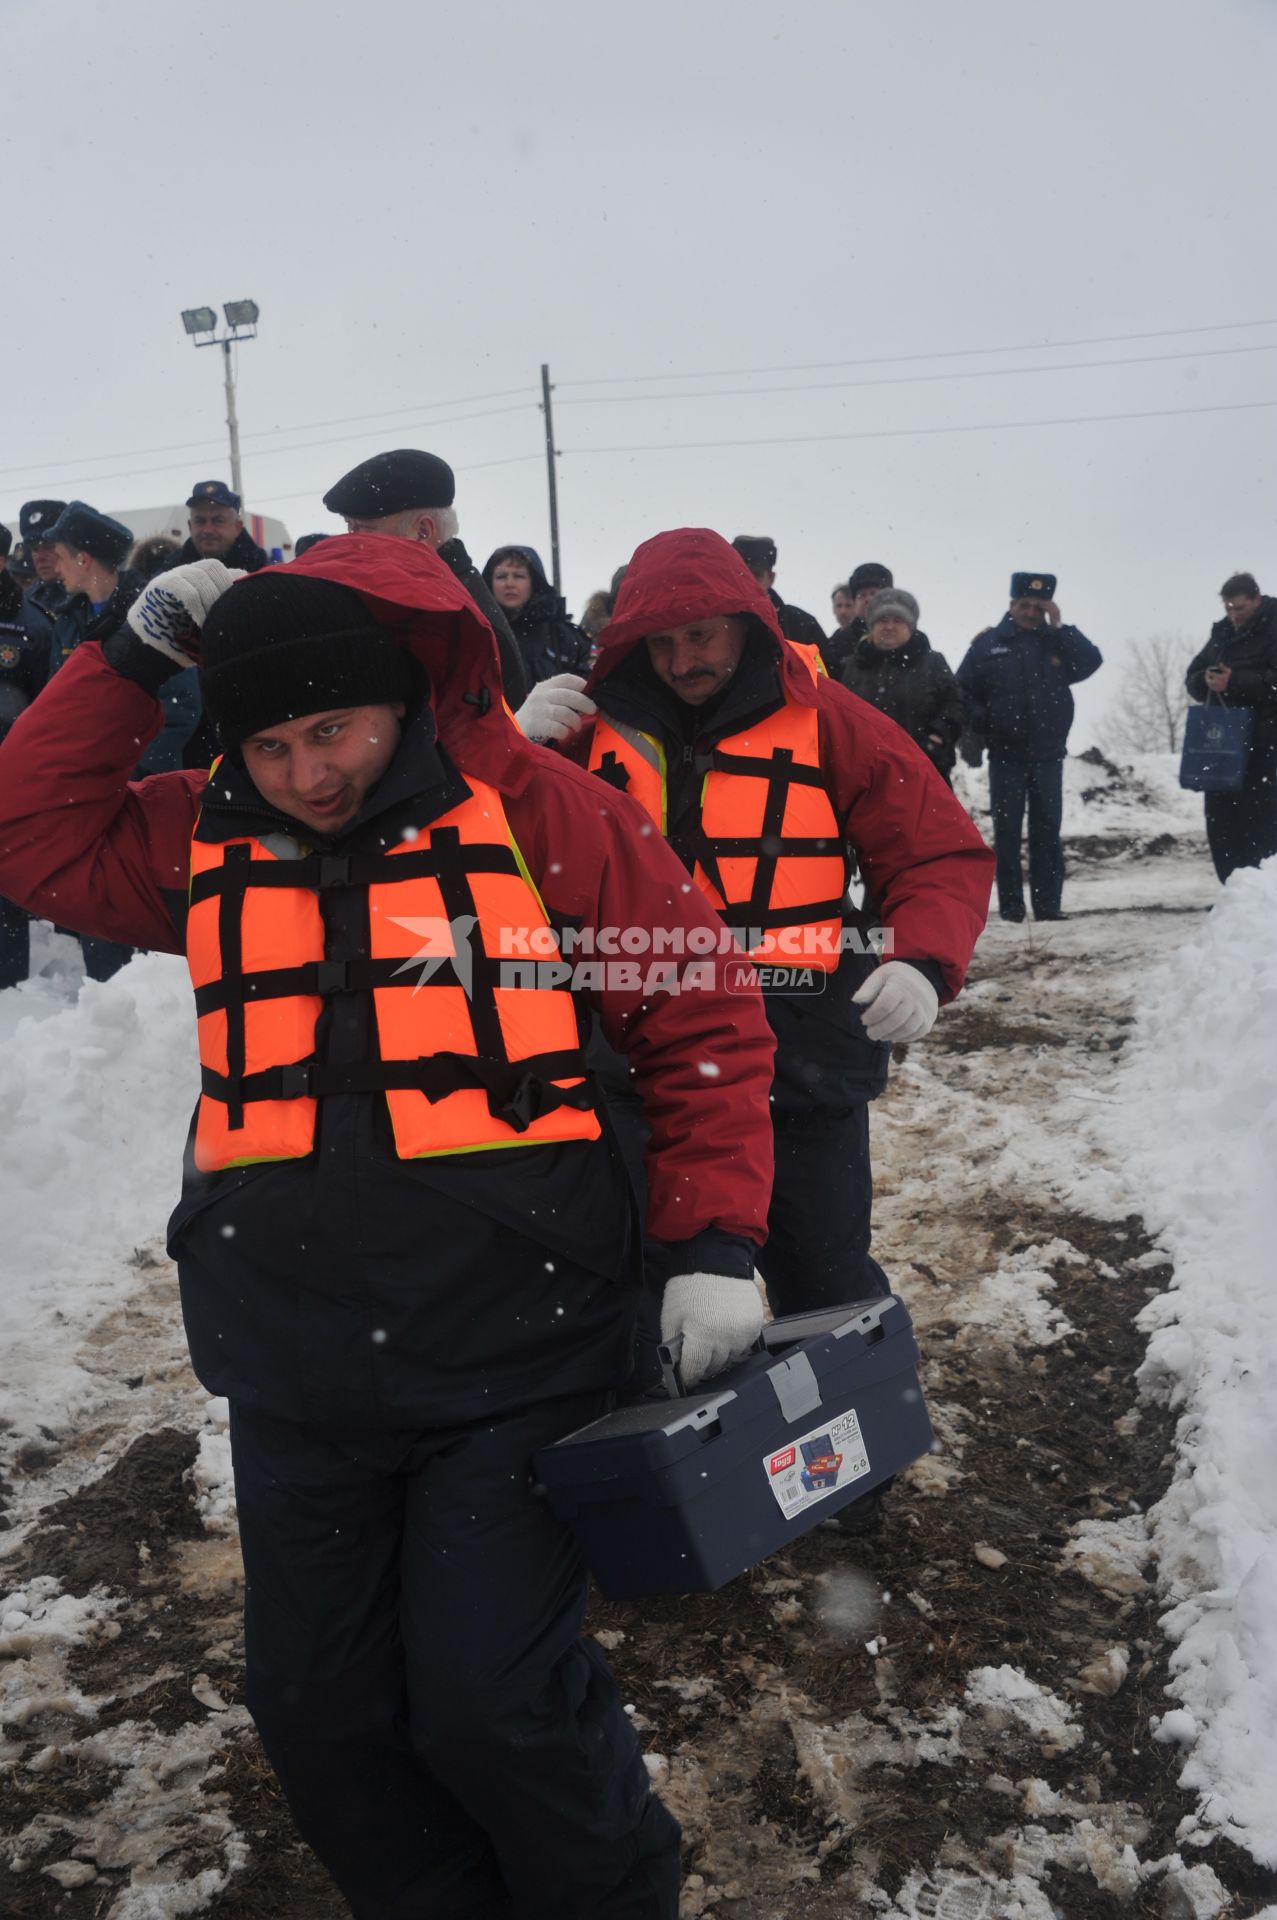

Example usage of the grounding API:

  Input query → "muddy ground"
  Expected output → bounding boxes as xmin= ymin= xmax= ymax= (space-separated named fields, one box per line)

xmin=2 ymin=839 xmax=1273 ymax=1919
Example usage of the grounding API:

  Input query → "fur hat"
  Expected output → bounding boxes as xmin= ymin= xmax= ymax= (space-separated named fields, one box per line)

xmin=200 ymin=572 xmax=416 ymax=750
xmin=849 ymin=561 xmax=893 ymax=597
xmin=865 ymin=587 xmax=919 ymax=632
xmin=19 ymin=500 xmax=66 ymax=544
xmin=43 ymin=502 xmax=133 ymax=569
xmin=1010 ymin=572 xmax=1056 ymax=602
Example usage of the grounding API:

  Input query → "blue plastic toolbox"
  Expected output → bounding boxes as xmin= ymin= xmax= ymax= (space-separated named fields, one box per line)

xmin=534 ymin=1296 xmax=932 ymax=1598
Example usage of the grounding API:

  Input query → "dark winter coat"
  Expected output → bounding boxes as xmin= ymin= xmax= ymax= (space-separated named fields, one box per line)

xmin=434 ymin=538 xmax=530 ymax=706
xmin=1186 ymin=598 xmax=1277 ymax=764
xmin=0 ymin=535 xmax=776 ymax=1428
xmin=567 ymin=529 xmax=994 ymax=1115
xmin=820 ymin=616 xmax=864 ymax=681
xmin=173 ymin=526 xmax=271 ymax=573
xmin=838 ymin=631 xmax=965 ymax=778
xmin=43 ymin=567 xmax=204 ymax=774
xmin=956 ymin=614 xmax=1102 ymax=763
xmin=482 ymin=547 xmax=592 ymax=685
xmin=0 ymin=611 xmax=46 ymax=736
xmin=20 ymin=577 xmax=66 ymax=658
xmin=768 ymin=588 xmax=827 ymax=657
xmin=46 ymin=568 xmax=146 ymax=679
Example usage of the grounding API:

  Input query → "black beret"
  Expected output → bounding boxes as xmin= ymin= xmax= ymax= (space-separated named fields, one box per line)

xmin=0 ymin=526 xmax=11 ymax=558
xmin=186 ymin=479 xmax=241 ymax=510
xmin=20 ymin=499 xmax=67 ymax=543
xmin=1010 ymin=572 xmax=1057 ymax=601
xmin=323 ymin=449 xmax=456 ymax=518
xmin=43 ymin=501 xmax=134 ymax=569
xmin=732 ymin=534 xmax=778 ymax=573
xmin=848 ymin=561 xmax=893 ymax=596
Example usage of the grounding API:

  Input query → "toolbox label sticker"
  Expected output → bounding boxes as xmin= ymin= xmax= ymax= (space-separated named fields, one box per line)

xmin=763 ymin=1408 xmax=871 ymax=1517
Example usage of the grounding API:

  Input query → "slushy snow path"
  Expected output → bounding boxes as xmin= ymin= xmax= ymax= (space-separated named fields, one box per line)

xmin=1 ymin=763 xmax=1275 ymax=1918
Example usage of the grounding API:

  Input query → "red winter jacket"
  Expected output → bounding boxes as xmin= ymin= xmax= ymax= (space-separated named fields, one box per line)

xmin=0 ymin=534 xmax=776 ymax=1251
xmin=574 ymin=528 xmax=994 ymax=1002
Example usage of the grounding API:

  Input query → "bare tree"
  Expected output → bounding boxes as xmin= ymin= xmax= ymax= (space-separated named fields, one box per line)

xmin=1095 ymin=632 xmax=1196 ymax=757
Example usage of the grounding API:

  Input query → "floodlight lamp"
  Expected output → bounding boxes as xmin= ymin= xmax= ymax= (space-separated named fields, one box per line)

xmin=180 ymin=306 xmax=218 ymax=336
xmin=223 ymin=299 xmax=260 ymax=330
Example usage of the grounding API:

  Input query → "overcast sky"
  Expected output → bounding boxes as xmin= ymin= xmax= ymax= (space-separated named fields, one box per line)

xmin=4 ymin=0 xmax=1274 ymax=743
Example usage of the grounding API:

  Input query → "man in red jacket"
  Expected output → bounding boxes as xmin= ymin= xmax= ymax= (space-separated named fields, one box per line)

xmin=565 ymin=530 xmax=993 ymax=1517
xmin=0 ymin=536 xmax=777 ymax=1920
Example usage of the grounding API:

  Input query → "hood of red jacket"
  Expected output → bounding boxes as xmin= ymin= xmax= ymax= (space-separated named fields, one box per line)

xmin=255 ymin=531 xmax=536 ymax=792
xmin=587 ymin=527 xmax=819 ymax=708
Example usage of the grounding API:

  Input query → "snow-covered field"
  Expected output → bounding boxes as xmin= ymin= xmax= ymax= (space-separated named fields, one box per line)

xmin=2 ymin=753 xmax=1276 ymax=1918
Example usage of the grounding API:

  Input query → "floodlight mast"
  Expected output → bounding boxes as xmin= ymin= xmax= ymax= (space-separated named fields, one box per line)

xmin=178 ymin=300 xmax=260 ymax=501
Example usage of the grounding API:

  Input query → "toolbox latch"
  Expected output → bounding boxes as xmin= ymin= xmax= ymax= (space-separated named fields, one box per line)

xmin=767 ymin=1352 xmax=822 ymax=1424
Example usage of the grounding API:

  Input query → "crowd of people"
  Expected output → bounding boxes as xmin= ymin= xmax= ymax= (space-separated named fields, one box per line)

xmin=0 ymin=442 xmax=1270 ymax=1918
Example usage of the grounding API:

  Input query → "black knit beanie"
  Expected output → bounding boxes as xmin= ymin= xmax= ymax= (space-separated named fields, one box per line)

xmin=200 ymin=573 xmax=416 ymax=750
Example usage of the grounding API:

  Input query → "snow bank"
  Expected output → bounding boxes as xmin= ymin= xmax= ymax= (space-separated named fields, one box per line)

xmin=1109 ymin=860 xmax=1277 ymax=1866
xmin=0 ymin=954 xmax=197 ymax=1446
xmin=956 ymin=749 xmax=1204 ymax=843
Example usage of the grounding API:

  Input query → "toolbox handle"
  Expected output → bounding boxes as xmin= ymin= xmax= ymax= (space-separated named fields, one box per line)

xmin=657 ymin=1336 xmax=688 ymax=1400
xmin=657 ymin=1297 xmax=899 ymax=1402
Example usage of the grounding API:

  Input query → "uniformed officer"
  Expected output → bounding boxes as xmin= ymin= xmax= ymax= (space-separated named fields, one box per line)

xmin=17 ymin=499 xmax=69 ymax=655
xmin=956 ymin=572 xmax=1102 ymax=922
xmin=174 ymin=480 xmax=270 ymax=572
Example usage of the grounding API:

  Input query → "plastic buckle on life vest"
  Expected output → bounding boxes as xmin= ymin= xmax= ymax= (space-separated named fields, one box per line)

xmin=319 ymin=855 xmax=352 ymax=889
xmin=316 ymin=960 xmax=351 ymax=995
xmin=278 ymin=1063 xmax=314 ymax=1099
xmin=498 ymin=1071 xmax=543 ymax=1133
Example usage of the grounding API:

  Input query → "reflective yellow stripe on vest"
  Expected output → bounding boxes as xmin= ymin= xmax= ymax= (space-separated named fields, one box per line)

xmin=186 ymin=777 xmax=600 ymax=1173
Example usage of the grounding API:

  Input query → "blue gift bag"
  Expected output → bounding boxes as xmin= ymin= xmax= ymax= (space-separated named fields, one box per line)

xmin=1179 ymin=701 xmax=1253 ymax=793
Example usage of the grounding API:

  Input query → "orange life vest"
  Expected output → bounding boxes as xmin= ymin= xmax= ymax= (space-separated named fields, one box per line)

xmin=186 ymin=776 xmax=601 ymax=1173
xmin=588 ymin=651 xmax=847 ymax=969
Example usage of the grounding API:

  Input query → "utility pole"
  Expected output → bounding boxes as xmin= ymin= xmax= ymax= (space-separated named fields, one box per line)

xmin=540 ymin=362 xmax=562 ymax=594
xmin=222 ymin=339 xmax=244 ymax=503
xmin=180 ymin=302 xmax=260 ymax=500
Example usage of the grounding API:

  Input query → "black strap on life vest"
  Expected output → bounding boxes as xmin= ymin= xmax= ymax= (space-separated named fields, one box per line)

xmin=591 ymin=749 xmax=631 ymax=796
xmin=195 ymin=828 xmax=593 ymax=1134
xmin=694 ymin=746 xmax=849 ymax=928
xmin=199 ymin=1046 xmax=596 ymax=1135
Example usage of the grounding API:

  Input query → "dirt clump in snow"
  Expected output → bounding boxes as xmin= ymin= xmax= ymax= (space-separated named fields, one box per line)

xmin=11 ymin=1427 xmax=202 ymax=1596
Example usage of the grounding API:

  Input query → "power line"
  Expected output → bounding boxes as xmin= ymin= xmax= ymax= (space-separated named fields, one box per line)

xmin=248 ymin=451 xmax=544 ymax=514
xmin=7 ymin=403 xmax=540 ymax=496
xmin=0 ymin=386 xmax=538 ymax=486
xmin=563 ymin=395 xmax=1277 ymax=457
xmin=240 ymin=386 xmax=536 ymax=442
xmin=556 ymin=318 xmax=1277 ymax=388
xmin=555 ymin=342 xmax=1277 ymax=409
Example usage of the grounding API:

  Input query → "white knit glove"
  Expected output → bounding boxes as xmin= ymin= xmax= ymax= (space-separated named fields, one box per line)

xmin=515 ymin=672 xmax=597 ymax=744
xmin=126 ymin=559 xmax=245 ymax=664
xmin=660 ymin=1272 xmax=764 ymax=1389
xmin=853 ymin=962 xmax=940 ymax=1043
